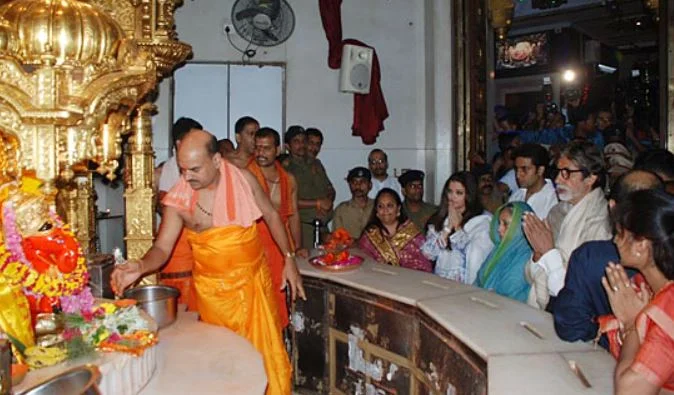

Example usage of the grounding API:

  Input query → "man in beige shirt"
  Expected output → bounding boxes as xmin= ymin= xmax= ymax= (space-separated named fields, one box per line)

xmin=332 ymin=167 xmax=374 ymax=239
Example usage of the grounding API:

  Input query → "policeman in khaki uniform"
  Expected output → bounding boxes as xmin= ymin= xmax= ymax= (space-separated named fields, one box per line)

xmin=332 ymin=167 xmax=374 ymax=239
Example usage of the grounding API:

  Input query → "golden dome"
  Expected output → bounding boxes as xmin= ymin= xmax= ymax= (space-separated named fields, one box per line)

xmin=0 ymin=0 xmax=124 ymax=66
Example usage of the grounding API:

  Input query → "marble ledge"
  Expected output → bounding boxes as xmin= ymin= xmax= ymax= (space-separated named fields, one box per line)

xmin=297 ymin=255 xmax=616 ymax=394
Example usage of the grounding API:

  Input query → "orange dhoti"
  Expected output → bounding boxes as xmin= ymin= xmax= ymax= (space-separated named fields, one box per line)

xmin=159 ymin=229 xmax=197 ymax=311
xmin=256 ymin=221 xmax=289 ymax=328
xmin=248 ymin=160 xmax=295 ymax=329
xmin=186 ymin=225 xmax=291 ymax=395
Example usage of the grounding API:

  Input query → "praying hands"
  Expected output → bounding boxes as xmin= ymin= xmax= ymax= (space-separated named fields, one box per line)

xmin=522 ymin=212 xmax=554 ymax=261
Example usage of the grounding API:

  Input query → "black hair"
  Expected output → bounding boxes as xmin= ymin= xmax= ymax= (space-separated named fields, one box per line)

xmin=363 ymin=188 xmax=408 ymax=237
xmin=613 ymin=189 xmax=674 ymax=279
xmin=429 ymin=171 xmax=483 ymax=233
xmin=172 ymin=117 xmax=202 ymax=142
xmin=497 ymin=133 xmax=519 ymax=152
xmin=234 ymin=116 xmax=259 ymax=134
xmin=634 ymin=149 xmax=674 ymax=181
xmin=512 ymin=143 xmax=549 ymax=169
xmin=305 ymin=128 xmax=324 ymax=144
xmin=560 ymin=140 xmax=606 ymax=189
xmin=256 ymin=127 xmax=280 ymax=147
xmin=284 ymin=125 xmax=306 ymax=143
xmin=207 ymin=134 xmax=218 ymax=156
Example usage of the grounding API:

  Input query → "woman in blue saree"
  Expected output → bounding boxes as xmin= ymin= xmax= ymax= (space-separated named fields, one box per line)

xmin=475 ymin=201 xmax=533 ymax=303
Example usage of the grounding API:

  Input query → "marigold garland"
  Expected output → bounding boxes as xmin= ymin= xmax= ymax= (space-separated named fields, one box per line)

xmin=0 ymin=202 xmax=87 ymax=298
xmin=0 ymin=245 xmax=87 ymax=298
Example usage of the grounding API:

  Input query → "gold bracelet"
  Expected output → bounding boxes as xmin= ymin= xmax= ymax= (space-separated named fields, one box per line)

xmin=284 ymin=251 xmax=296 ymax=259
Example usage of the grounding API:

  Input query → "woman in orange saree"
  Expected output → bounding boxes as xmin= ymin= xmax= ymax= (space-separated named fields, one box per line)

xmin=602 ymin=190 xmax=674 ymax=394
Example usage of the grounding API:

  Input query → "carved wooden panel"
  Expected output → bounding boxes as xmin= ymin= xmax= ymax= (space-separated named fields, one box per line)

xmin=292 ymin=278 xmax=328 ymax=393
xmin=293 ymin=278 xmax=488 ymax=394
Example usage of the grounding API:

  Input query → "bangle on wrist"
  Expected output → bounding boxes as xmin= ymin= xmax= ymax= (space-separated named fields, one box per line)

xmin=618 ymin=323 xmax=636 ymax=345
xmin=284 ymin=251 xmax=296 ymax=259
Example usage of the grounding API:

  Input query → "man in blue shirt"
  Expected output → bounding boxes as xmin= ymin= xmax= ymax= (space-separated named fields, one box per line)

xmin=553 ymin=169 xmax=663 ymax=349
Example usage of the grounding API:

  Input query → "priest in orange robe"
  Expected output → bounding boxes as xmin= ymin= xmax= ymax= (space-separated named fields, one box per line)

xmin=247 ymin=127 xmax=305 ymax=328
xmin=111 ymin=129 xmax=305 ymax=395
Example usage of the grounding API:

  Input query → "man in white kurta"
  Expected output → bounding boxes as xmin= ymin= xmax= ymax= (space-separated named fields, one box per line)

xmin=367 ymin=149 xmax=402 ymax=199
xmin=508 ymin=143 xmax=559 ymax=219
xmin=522 ymin=141 xmax=612 ymax=309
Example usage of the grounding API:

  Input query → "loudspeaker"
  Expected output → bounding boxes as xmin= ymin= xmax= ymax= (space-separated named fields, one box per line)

xmin=339 ymin=44 xmax=373 ymax=94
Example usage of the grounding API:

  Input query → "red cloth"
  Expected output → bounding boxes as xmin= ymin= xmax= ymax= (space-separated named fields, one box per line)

xmin=632 ymin=282 xmax=674 ymax=390
xmin=318 ymin=0 xmax=389 ymax=145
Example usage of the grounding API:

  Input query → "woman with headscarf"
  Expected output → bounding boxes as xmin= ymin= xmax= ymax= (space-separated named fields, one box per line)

xmin=474 ymin=202 xmax=533 ymax=303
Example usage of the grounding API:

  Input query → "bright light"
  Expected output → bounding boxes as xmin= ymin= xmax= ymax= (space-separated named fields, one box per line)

xmin=563 ymin=69 xmax=576 ymax=82
xmin=636 ymin=21 xmax=642 ymax=26
xmin=598 ymin=64 xmax=617 ymax=74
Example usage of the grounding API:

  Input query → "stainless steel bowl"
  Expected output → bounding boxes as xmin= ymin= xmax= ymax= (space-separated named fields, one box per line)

xmin=123 ymin=285 xmax=180 ymax=329
xmin=20 ymin=365 xmax=101 ymax=395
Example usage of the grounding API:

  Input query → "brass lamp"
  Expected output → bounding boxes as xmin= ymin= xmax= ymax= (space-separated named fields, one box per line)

xmin=490 ymin=0 xmax=515 ymax=41
xmin=642 ymin=0 xmax=659 ymax=21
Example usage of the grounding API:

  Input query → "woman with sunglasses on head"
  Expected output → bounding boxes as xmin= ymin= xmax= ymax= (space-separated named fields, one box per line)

xmin=602 ymin=189 xmax=674 ymax=394
xmin=422 ymin=172 xmax=493 ymax=284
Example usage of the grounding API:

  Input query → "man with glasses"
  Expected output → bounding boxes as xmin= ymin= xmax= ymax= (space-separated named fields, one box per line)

xmin=554 ymin=169 xmax=664 ymax=350
xmin=522 ymin=141 xmax=612 ymax=309
xmin=367 ymin=149 xmax=402 ymax=199
xmin=508 ymin=143 xmax=558 ymax=219
xmin=399 ymin=170 xmax=437 ymax=230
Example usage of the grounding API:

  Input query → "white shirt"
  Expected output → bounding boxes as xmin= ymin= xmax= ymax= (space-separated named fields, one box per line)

xmin=508 ymin=179 xmax=558 ymax=219
xmin=422 ymin=214 xmax=493 ymax=285
xmin=368 ymin=176 xmax=402 ymax=199
xmin=498 ymin=169 xmax=518 ymax=194
xmin=158 ymin=155 xmax=180 ymax=193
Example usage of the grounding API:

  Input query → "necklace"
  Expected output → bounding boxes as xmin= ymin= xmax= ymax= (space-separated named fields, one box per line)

xmin=196 ymin=202 xmax=212 ymax=217
xmin=265 ymin=177 xmax=279 ymax=198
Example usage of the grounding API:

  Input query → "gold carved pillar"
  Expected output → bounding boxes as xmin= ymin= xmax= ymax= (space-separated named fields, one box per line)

xmin=453 ymin=0 xmax=488 ymax=170
xmin=56 ymin=173 xmax=97 ymax=254
xmin=124 ymin=103 xmax=157 ymax=261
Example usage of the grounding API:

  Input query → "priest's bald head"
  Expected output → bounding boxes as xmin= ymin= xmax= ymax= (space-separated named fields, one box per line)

xmin=177 ymin=129 xmax=221 ymax=190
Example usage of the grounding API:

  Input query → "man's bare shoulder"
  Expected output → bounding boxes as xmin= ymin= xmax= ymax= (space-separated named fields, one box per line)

xmin=224 ymin=151 xmax=249 ymax=169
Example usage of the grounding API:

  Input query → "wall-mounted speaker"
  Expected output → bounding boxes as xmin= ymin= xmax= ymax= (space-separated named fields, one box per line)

xmin=339 ymin=44 xmax=373 ymax=94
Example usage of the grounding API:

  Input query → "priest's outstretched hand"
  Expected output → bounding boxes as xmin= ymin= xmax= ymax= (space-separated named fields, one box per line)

xmin=111 ymin=259 xmax=144 ymax=296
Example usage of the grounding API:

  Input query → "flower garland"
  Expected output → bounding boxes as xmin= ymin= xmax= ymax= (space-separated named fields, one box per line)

xmin=0 ymin=203 xmax=87 ymax=298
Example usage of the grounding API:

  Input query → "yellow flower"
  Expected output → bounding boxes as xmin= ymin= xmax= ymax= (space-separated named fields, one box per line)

xmin=99 ymin=303 xmax=117 ymax=315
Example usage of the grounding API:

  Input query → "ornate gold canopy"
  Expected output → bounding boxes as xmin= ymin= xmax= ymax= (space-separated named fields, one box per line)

xmin=0 ymin=0 xmax=192 ymax=254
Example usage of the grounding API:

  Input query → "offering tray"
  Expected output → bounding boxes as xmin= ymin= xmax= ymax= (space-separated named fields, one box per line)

xmin=309 ymin=253 xmax=364 ymax=272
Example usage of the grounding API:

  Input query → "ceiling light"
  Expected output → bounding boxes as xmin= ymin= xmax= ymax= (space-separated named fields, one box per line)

xmin=563 ymin=69 xmax=576 ymax=82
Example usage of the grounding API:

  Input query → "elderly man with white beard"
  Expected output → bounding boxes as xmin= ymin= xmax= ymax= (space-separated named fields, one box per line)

xmin=522 ymin=141 xmax=612 ymax=310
